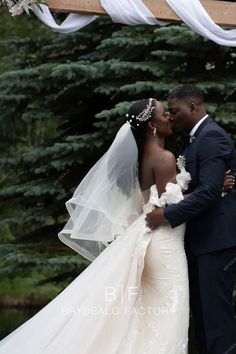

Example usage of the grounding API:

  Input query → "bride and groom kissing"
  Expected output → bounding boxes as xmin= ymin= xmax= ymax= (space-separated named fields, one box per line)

xmin=0 ymin=84 xmax=236 ymax=354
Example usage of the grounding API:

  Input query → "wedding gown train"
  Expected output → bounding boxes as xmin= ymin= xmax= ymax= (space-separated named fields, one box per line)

xmin=0 ymin=183 xmax=189 ymax=354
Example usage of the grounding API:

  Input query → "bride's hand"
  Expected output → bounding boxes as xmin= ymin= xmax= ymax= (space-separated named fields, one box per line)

xmin=223 ymin=170 xmax=235 ymax=192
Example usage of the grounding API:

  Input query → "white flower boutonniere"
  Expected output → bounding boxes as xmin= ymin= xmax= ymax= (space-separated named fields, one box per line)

xmin=177 ymin=155 xmax=187 ymax=171
xmin=176 ymin=155 xmax=191 ymax=191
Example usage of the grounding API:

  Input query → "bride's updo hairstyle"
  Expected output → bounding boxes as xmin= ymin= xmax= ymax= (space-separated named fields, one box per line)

xmin=127 ymin=98 xmax=157 ymax=161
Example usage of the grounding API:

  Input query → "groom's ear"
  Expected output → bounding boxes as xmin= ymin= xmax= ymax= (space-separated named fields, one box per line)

xmin=190 ymin=102 xmax=197 ymax=114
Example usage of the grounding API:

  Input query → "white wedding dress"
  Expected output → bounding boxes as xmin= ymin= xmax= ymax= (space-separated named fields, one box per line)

xmin=0 ymin=181 xmax=189 ymax=354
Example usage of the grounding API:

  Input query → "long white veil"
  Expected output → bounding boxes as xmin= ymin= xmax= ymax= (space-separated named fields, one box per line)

xmin=58 ymin=122 xmax=143 ymax=262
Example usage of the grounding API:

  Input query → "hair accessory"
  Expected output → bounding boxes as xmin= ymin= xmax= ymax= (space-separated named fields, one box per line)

xmin=125 ymin=98 xmax=156 ymax=125
xmin=136 ymin=98 xmax=156 ymax=122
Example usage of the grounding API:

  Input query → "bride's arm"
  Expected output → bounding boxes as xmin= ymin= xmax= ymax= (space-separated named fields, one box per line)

xmin=152 ymin=150 xmax=177 ymax=195
xmin=145 ymin=150 xmax=184 ymax=229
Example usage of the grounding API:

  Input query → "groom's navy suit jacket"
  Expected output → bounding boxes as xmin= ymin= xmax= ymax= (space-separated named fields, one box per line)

xmin=165 ymin=116 xmax=236 ymax=256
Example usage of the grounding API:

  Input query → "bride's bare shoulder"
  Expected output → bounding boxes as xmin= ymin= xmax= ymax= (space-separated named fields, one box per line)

xmin=150 ymin=148 xmax=176 ymax=167
xmin=151 ymin=149 xmax=177 ymax=188
xmin=141 ymin=148 xmax=176 ymax=191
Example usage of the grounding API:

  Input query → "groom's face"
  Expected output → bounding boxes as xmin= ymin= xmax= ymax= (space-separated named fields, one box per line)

xmin=168 ymin=98 xmax=193 ymax=133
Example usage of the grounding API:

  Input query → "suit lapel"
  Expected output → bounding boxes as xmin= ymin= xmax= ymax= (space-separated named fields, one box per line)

xmin=183 ymin=116 xmax=214 ymax=157
xmin=179 ymin=134 xmax=190 ymax=155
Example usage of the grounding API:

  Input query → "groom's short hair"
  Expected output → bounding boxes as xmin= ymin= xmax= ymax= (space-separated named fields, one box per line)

xmin=168 ymin=84 xmax=204 ymax=104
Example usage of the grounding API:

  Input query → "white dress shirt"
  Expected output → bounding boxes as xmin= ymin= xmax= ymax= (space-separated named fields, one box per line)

xmin=190 ymin=114 xmax=209 ymax=137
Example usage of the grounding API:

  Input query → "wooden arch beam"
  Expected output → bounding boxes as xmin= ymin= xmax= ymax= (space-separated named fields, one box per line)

xmin=45 ymin=0 xmax=236 ymax=28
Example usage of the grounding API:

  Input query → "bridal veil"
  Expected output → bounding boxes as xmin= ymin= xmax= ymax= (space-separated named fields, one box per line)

xmin=58 ymin=122 xmax=143 ymax=261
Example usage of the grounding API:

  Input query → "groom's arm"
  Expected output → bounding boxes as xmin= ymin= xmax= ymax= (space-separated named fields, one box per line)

xmin=164 ymin=129 xmax=232 ymax=228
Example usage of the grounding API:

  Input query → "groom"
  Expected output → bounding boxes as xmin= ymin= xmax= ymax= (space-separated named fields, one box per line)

xmin=146 ymin=84 xmax=236 ymax=354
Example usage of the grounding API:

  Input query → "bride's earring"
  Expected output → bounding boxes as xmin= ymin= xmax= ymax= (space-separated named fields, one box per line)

xmin=153 ymin=128 xmax=157 ymax=137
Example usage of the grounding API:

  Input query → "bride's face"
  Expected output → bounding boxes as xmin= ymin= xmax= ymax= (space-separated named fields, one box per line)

xmin=152 ymin=101 xmax=173 ymax=138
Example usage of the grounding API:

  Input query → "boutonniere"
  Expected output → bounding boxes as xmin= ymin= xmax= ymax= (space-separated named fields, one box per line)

xmin=177 ymin=155 xmax=187 ymax=171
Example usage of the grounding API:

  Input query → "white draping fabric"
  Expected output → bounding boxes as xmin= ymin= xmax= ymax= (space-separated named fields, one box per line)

xmin=31 ymin=0 xmax=236 ymax=49
xmin=100 ymin=0 xmax=166 ymax=26
xmin=165 ymin=0 xmax=236 ymax=47
xmin=32 ymin=5 xmax=97 ymax=33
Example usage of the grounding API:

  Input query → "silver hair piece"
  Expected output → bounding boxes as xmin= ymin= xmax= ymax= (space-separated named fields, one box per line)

xmin=126 ymin=98 xmax=156 ymax=124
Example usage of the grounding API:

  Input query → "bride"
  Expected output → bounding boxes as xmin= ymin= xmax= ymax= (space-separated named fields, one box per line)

xmin=0 ymin=98 xmax=203 ymax=353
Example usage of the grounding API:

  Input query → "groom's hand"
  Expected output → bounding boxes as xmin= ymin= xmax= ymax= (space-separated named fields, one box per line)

xmin=145 ymin=207 xmax=168 ymax=230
